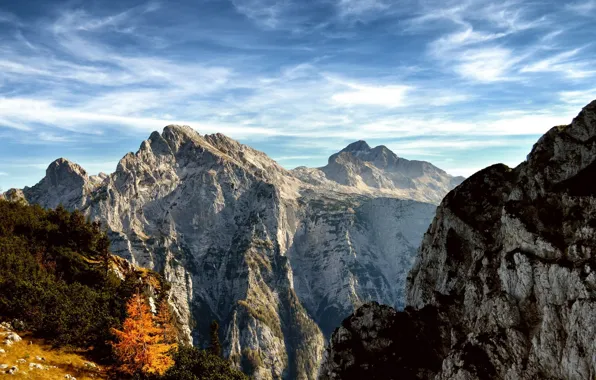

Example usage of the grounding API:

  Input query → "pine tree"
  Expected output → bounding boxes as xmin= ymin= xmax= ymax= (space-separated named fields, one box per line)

xmin=209 ymin=320 xmax=222 ymax=358
xmin=112 ymin=293 xmax=176 ymax=375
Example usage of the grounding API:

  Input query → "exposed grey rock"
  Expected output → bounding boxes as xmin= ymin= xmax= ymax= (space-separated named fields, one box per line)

xmin=7 ymin=126 xmax=457 ymax=379
xmin=320 ymin=100 xmax=596 ymax=380
xmin=2 ymin=332 xmax=22 ymax=346
xmin=21 ymin=158 xmax=100 ymax=209
xmin=29 ymin=362 xmax=46 ymax=370
xmin=0 ymin=322 xmax=11 ymax=332
xmin=294 ymin=141 xmax=463 ymax=204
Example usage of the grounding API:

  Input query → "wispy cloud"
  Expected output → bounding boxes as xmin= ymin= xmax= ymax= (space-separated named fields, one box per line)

xmin=0 ymin=0 xmax=595 ymax=189
xmin=336 ymin=0 xmax=390 ymax=17
xmin=231 ymin=0 xmax=287 ymax=28
xmin=567 ymin=0 xmax=596 ymax=14
xmin=559 ymin=88 xmax=596 ymax=106
xmin=520 ymin=48 xmax=596 ymax=78
xmin=331 ymin=83 xmax=411 ymax=107
xmin=0 ymin=10 xmax=21 ymax=26
xmin=416 ymin=0 xmax=595 ymax=83
xmin=453 ymin=47 xmax=519 ymax=82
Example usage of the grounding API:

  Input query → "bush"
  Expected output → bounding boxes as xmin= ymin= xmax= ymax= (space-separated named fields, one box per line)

xmin=154 ymin=345 xmax=248 ymax=380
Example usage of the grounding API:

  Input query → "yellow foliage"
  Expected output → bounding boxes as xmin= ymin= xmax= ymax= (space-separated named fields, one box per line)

xmin=111 ymin=294 xmax=176 ymax=376
xmin=0 ymin=333 xmax=106 ymax=379
xmin=138 ymin=268 xmax=162 ymax=291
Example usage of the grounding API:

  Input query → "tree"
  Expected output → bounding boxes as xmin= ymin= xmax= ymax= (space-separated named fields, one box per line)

xmin=209 ymin=320 xmax=222 ymax=358
xmin=155 ymin=299 xmax=178 ymax=344
xmin=157 ymin=346 xmax=248 ymax=380
xmin=112 ymin=294 xmax=176 ymax=376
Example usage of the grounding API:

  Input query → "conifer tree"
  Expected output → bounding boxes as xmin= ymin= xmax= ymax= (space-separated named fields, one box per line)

xmin=112 ymin=293 xmax=176 ymax=375
xmin=209 ymin=320 xmax=222 ymax=358
xmin=155 ymin=298 xmax=178 ymax=344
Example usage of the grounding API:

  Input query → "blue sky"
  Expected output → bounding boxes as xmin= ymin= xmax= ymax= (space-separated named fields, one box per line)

xmin=1 ymin=0 xmax=596 ymax=189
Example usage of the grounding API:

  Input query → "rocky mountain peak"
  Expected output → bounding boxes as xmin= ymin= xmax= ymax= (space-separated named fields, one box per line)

xmin=162 ymin=124 xmax=199 ymax=139
xmin=341 ymin=140 xmax=371 ymax=153
xmin=320 ymin=99 xmax=596 ymax=380
xmin=298 ymin=141 xmax=462 ymax=204
xmin=18 ymin=158 xmax=94 ymax=210
xmin=45 ymin=158 xmax=89 ymax=186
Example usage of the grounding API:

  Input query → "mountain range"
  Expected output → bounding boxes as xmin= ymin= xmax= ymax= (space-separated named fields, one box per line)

xmin=2 ymin=127 xmax=462 ymax=379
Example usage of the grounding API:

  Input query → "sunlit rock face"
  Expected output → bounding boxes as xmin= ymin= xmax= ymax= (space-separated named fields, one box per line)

xmin=294 ymin=140 xmax=464 ymax=205
xmin=12 ymin=126 xmax=458 ymax=380
xmin=320 ymin=100 xmax=596 ymax=380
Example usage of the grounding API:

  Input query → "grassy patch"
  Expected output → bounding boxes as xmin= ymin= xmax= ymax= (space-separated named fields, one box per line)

xmin=0 ymin=332 xmax=107 ymax=379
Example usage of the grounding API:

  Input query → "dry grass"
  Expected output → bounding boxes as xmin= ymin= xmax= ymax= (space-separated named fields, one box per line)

xmin=0 ymin=332 xmax=109 ymax=379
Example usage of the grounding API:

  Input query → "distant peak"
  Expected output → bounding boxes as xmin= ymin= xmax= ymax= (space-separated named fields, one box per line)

xmin=47 ymin=158 xmax=85 ymax=174
xmin=51 ymin=157 xmax=74 ymax=166
xmin=341 ymin=140 xmax=371 ymax=153
xmin=158 ymin=125 xmax=201 ymax=151
xmin=164 ymin=124 xmax=194 ymax=132
xmin=162 ymin=125 xmax=199 ymax=139
xmin=45 ymin=158 xmax=88 ymax=186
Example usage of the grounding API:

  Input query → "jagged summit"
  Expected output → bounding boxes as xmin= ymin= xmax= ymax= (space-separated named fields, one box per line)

xmin=163 ymin=124 xmax=198 ymax=137
xmin=46 ymin=157 xmax=88 ymax=180
xmin=10 ymin=129 xmax=461 ymax=207
xmin=293 ymin=141 xmax=463 ymax=204
xmin=341 ymin=140 xmax=371 ymax=153
xmin=16 ymin=158 xmax=94 ymax=210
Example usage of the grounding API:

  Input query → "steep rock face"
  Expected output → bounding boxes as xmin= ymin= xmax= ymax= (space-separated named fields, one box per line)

xmin=290 ymin=196 xmax=436 ymax=336
xmin=294 ymin=141 xmax=464 ymax=204
xmin=320 ymin=100 xmax=596 ymax=380
xmin=22 ymin=158 xmax=99 ymax=209
xmin=10 ymin=127 xmax=453 ymax=379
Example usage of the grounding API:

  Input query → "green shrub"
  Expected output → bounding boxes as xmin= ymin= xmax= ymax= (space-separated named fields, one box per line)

xmin=155 ymin=346 xmax=248 ymax=380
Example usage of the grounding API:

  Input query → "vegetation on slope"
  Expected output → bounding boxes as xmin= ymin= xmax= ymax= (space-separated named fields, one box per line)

xmin=0 ymin=330 xmax=108 ymax=379
xmin=0 ymin=199 xmax=248 ymax=379
xmin=0 ymin=199 xmax=133 ymax=353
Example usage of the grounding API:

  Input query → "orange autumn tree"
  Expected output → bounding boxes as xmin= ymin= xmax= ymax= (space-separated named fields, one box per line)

xmin=112 ymin=293 xmax=177 ymax=376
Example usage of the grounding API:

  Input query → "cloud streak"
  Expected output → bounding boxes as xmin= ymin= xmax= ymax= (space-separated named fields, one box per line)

xmin=0 ymin=0 xmax=595 ymax=189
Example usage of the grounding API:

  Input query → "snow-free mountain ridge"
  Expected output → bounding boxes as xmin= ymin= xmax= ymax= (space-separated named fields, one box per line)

xmin=294 ymin=140 xmax=463 ymax=204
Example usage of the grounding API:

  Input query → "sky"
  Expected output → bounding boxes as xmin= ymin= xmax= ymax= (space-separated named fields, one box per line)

xmin=1 ymin=0 xmax=596 ymax=189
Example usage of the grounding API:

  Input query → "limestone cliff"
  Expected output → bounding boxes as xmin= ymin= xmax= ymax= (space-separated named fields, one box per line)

xmin=320 ymin=100 xmax=596 ymax=379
